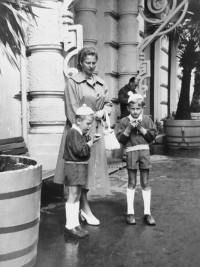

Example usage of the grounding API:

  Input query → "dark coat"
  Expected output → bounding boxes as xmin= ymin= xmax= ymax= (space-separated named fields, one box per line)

xmin=118 ymin=85 xmax=136 ymax=118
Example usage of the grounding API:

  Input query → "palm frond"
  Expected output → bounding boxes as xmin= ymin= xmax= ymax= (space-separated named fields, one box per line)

xmin=0 ymin=0 xmax=48 ymax=71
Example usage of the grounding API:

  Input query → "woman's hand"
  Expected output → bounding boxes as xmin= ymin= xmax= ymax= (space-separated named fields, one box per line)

xmin=93 ymin=134 xmax=101 ymax=143
xmin=95 ymin=110 xmax=105 ymax=120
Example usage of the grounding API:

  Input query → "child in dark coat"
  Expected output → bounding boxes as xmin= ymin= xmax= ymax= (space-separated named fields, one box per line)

xmin=63 ymin=104 xmax=101 ymax=238
xmin=117 ymin=92 xmax=157 ymax=226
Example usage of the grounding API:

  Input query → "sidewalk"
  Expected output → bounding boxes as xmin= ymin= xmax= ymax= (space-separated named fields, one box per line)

xmin=36 ymin=155 xmax=200 ymax=267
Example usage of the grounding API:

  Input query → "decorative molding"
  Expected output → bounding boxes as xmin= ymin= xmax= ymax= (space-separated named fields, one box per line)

xmin=139 ymin=31 xmax=144 ymax=38
xmin=74 ymin=8 xmax=97 ymax=14
xmin=105 ymin=41 xmax=119 ymax=49
xmin=161 ymin=66 xmax=168 ymax=72
xmin=118 ymin=11 xmax=138 ymax=17
xmin=118 ymin=42 xmax=139 ymax=47
xmin=136 ymin=57 xmax=150 ymax=97
xmin=105 ymin=72 xmax=119 ymax=78
xmin=160 ymin=101 xmax=168 ymax=105
xmin=104 ymin=11 xmax=118 ymax=20
xmin=27 ymin=44 xmax=63 ymax=55
xmin=118 ymin=72 xmax=137 ymax=76
xmin=84 ymin=39 xmax=98 ymax=45
xmin=161 ymin=47 xmax=169 ymax=54
xmin=160 ymin=83 xmax=168 ymax=89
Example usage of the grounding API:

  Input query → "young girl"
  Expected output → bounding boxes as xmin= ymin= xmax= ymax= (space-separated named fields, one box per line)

xmin=117 ymin=92 xmax=157 ymax=226
xmin=63 ymin=104 xmax=101 ymax=238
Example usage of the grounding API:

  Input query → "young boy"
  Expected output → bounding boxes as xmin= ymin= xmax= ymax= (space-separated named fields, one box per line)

xmin=117 ymin=92 xmax=157 ymax=226
xmin=63 ymin=104 xmax=101 ymax=238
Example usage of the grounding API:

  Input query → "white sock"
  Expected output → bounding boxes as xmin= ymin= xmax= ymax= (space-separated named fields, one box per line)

xmin=65 ymin=203 xmax=75 ymax=230
xmin=127 ymin=188 xmax=135 ymax=214
xmin=74 ymin=201 xmax=80 ymax=228
xmin=142 ymin=189 xmax=151 ymax=215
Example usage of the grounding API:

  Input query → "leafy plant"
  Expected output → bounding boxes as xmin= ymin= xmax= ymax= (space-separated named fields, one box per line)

xmin=155 ymin=120 xmax=164 ymax=134
xmin=0 ymin=0 xmax=47 ymax=70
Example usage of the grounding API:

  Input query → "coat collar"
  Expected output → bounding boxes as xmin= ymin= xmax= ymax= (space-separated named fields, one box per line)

xmin=70 ymin=72 xmax=104 ymax=85
xmin=72 ymin=124 xmax=82 ymax=135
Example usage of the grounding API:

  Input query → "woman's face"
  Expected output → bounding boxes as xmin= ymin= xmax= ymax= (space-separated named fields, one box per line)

xmin=81 ymin=55 xmax=97 ymax=78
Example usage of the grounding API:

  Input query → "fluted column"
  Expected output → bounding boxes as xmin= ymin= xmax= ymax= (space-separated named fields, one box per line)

xmin=74 ymin=0 xmax=97 ymax=47
xmin=118 ymin=0 xmax=139 ymax=88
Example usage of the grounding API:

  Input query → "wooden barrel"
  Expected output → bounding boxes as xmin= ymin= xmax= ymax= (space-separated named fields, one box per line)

xmin=163 ymin=119 xmax=200 ymax=149
xmin=191 ymin=112 xmax=200 ymax=120
xmin=0 ymin=155 xmax=42 ymax=267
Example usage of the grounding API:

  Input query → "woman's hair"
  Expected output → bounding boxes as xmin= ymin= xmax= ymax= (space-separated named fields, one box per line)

xmin=77 ymin=47 xmax=98 ymax=71
xmin=128 ymin=99 xmax=145 ymax=108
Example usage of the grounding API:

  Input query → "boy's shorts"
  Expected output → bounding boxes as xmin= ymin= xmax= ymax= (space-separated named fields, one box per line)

xmin=64 ymin=163 xmax=88 ymax=186
xmin=126 ymin=150 xmax=151 ymax=170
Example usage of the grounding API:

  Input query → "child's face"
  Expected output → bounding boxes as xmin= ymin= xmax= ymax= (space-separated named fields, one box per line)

xmin=127 ymin=102 xmax=143 ymax=119
xmin=77 ymin=115 xmax=94 ymax=134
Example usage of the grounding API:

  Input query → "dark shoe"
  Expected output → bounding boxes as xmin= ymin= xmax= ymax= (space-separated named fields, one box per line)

xmin=144 ymin=214 xmax=156 ymax=226
xmin=64 ymin=227 xmax=86 ymax=238
xmin=75 ymin=225 xmax=89 ymax=236
xmin=126 ymin=214 xmax=136 ymax=225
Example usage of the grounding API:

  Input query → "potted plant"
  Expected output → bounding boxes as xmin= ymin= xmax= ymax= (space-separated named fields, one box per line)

xmin=0 ymin=1 xmax=45 ymax=266
xmin=163 ymin=0 xmax=200 ymax=149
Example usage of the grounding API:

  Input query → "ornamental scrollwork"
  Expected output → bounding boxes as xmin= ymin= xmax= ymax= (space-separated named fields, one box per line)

xmin=59 ymin=0 xmax=83 ymax=78
xmin=137 ymin=0 xmax=189 ymax=96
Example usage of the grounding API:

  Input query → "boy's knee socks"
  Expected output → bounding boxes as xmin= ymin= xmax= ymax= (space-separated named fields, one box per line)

xmin=65 ymin=202 xmax=75 ymax=229
xmin=142 ymin=189 xmax=151 ymax=215
xmin=65 ymin=202 xmax=80 ymax=229
xmin=74 ymin=201 xmax=80 ymax=228
xmin=127 ymin=188 xmax=135 ymax=214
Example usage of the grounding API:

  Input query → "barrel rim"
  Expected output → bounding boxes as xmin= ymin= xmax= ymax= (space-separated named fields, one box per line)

xmin=0 ymin=155 xmax=42 ymax=175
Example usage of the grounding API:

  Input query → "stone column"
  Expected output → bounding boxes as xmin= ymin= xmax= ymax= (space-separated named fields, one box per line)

xmin=27 ymin=1 xmax=66 ymax=170
xmin=118 ymin=0 xmax=139 ymax=89
xmin=74 ymin=0 xmax=97 ymax=47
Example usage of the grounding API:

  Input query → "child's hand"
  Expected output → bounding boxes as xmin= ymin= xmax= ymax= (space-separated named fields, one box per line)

xmin=137 ymin=124 xmax=147 ymax=135
xmin=85 ymin=132 xmax=92 ymax=142
xmin=95 ymin=110 xmax=105 ymax=120
xmin=87 ymin=139 xmax=94 ymax=147
xmin=136 ymin=121 xmax=142 ymax=129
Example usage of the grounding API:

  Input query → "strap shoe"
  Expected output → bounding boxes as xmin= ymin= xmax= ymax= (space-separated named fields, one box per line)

xmin=64 ymin=226 xmax=86 ymax=238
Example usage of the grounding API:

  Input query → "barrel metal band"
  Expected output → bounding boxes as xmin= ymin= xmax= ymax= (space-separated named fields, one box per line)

xmin=0 ymin=217 xmax=39 ymax=234
xmin=21 ymin=256 xmax=37 ymax=267
xmin=0 ymin=182 xmax=42 ymax=200
xmin=0 ymin=239 xmax=38 ymax=262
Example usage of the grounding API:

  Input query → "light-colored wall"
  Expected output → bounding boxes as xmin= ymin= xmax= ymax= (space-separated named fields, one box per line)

xmin=0 ymin=53 xmax=21 ymax=138
xmin=154 ymin=36 xmax=169 ymax=121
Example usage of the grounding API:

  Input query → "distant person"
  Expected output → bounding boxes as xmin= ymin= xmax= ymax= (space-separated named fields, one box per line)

xmin=64 ymin=104 xmax=101 ymax=238
xmin=118 ymin=77 xmax=138 ymax=118
xmin=117 ymin=92 xmax=157 ymax=226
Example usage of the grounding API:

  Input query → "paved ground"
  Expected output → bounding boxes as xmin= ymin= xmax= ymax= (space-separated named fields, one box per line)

xmin=35 ymin=153 xmax=200 ymax=267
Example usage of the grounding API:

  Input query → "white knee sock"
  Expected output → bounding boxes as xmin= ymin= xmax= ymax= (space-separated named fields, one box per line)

xmin=142 ymin=189 xmax=151 ymax=215
xmin=65 ymin=202 xmax=75 ymax=230
xmin=74 ymin=201 xmax=80 ymax=228
xmin=127 ymin=188 xmax=135 ymax=214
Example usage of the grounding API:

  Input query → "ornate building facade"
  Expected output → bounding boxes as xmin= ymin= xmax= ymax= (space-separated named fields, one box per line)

xmin=0 ymin=0 xmax=188 ymax=169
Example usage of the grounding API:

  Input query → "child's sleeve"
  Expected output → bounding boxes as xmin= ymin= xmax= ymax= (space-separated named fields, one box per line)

xmin=117 ymin=118 xmax=131 ymax=145
xmin=69 ymin=132 xmax=90 ymax=157
xmin=142 ymin=117 xmax=157 ymax=143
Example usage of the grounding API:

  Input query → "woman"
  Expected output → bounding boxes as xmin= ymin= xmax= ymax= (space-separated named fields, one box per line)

xmin=54 ymin=46 xmax=112 ymax=225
